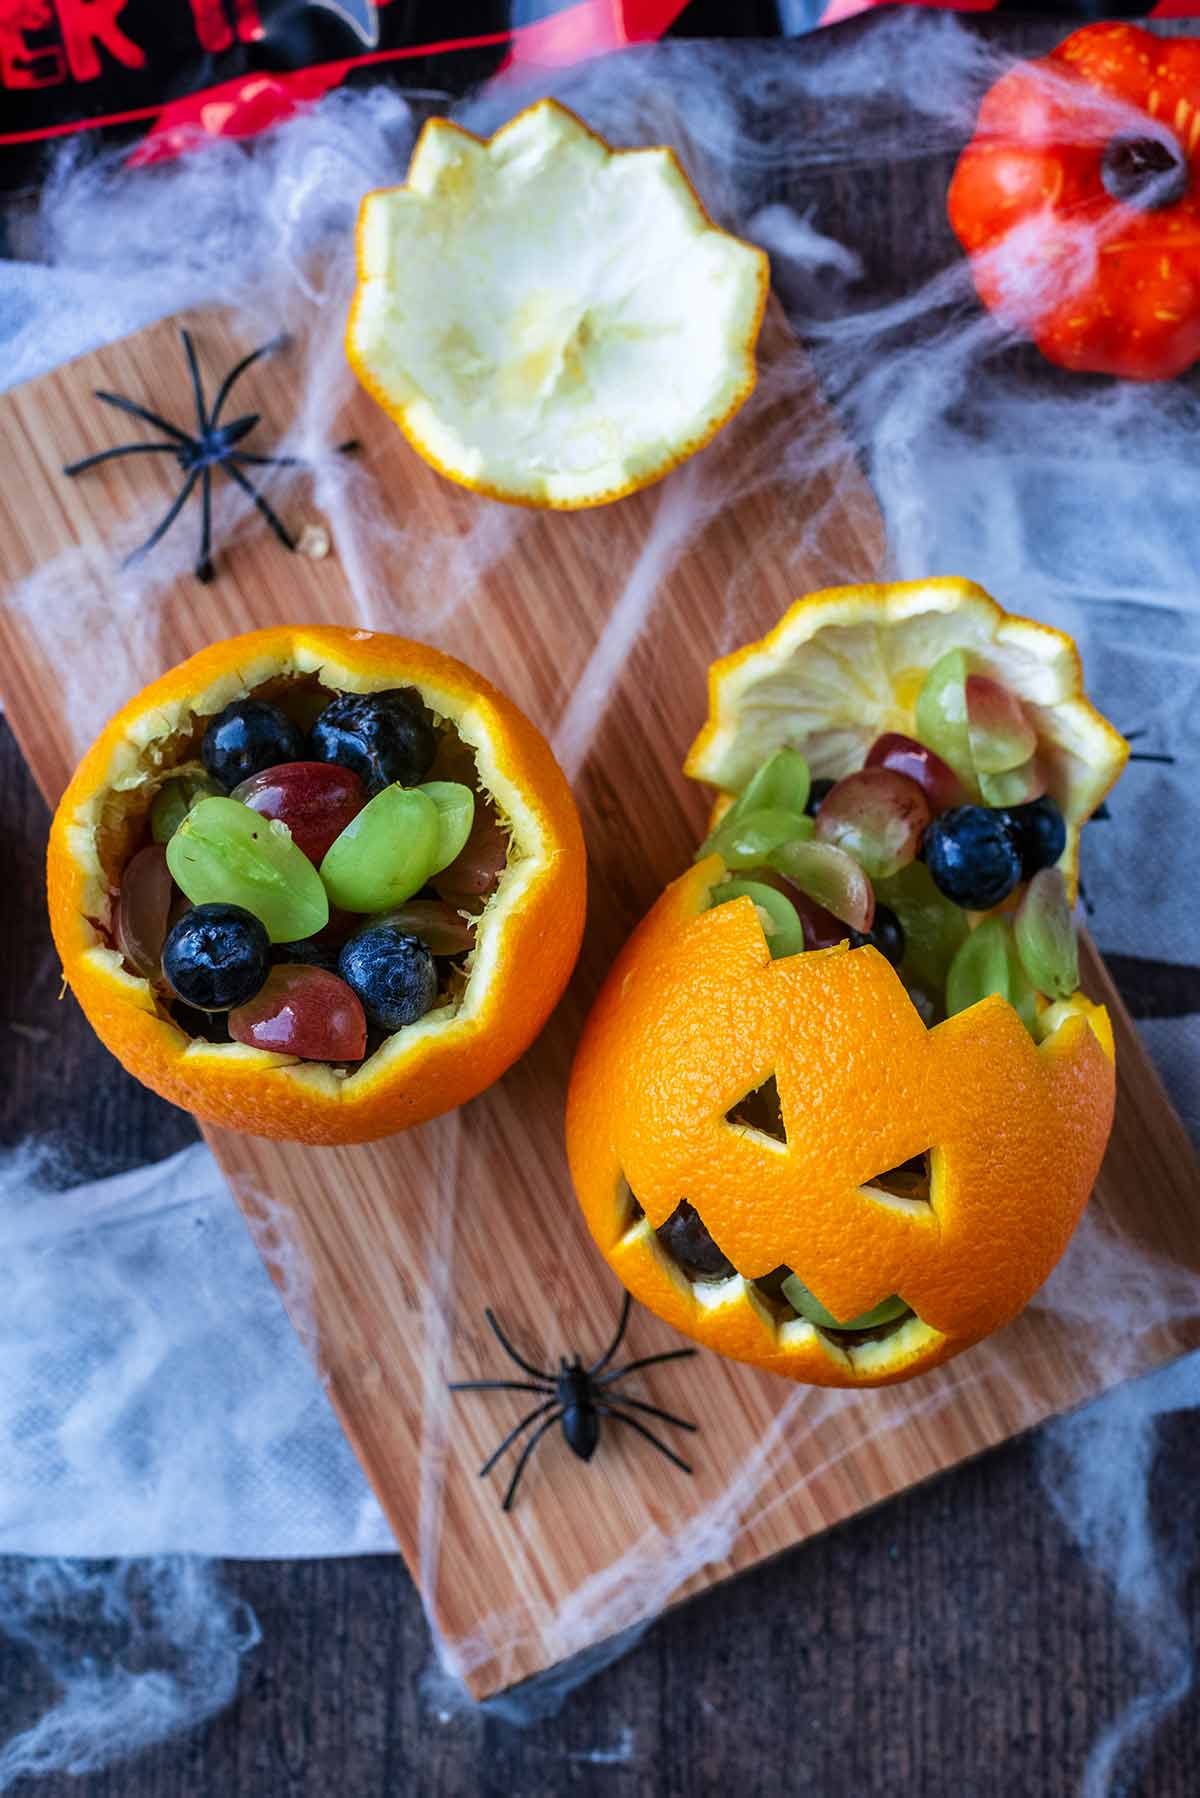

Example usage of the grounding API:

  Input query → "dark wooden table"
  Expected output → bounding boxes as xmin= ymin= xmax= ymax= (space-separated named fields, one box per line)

xmin=2 ymin=16 xmax=1199 ymax=1794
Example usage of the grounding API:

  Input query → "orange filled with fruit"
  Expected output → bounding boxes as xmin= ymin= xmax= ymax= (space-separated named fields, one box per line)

xmin=48 ymin=627 xmax=585 ymax=1144
xmin=567 ymin=579 xmax=1127 ymax=1387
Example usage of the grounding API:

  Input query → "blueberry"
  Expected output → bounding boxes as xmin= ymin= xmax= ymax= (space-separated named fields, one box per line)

xmin=310 ymin=689 xmax=437 ymax=794
xmin=848 ymin=902 xmax=905 ymax=969
xmin=202 ymin=700 xmax=304 ymax=791
xmin=338 ymin=922 xmax=438 ymax=1031
xmin=922 ymin=805 xmax=1023 ymax=910
xmin=869 ymin=903 xmax=906 ymax=968
xmin=169 ymin=1001 xmax=231 ymax=1044
xmin=162 ymin=903 xmax=270 ymax=1010
xmin=1003 ymin=795 xmax=1066 ymax=879
xmin=805 ymin=777 xmax=835 ymax=818
xmin=273 ymin=937 xmax=341 ymax=974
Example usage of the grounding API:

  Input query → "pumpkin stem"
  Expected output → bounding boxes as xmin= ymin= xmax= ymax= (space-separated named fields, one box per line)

xmin=1101 ymin=135 xmax=1189 ymax=210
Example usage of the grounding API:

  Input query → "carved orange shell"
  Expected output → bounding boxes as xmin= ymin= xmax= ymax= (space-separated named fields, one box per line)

xmin=48 ymin=627 xmax=586 ymax=1144
xmin=566 ymin=857 xmax=1115 ymax=1387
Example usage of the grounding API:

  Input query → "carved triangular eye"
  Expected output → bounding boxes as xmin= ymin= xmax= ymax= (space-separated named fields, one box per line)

xmin=863 ymin=1152 xmax=932 ymax=1205
xmin=725 ymin=1074 xmax=787 ymax=1144
xmin=616 ymin=1175 xmax=645 ymax=1232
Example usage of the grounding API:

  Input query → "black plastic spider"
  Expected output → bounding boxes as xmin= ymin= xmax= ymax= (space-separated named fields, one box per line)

xmin=1081 ymin=727 xmax=1175 ymax=912
xmin=63 ymin=328 xmax=341 ymax=583
xmin=449 ymin=1294 xmax=698 ymax=1512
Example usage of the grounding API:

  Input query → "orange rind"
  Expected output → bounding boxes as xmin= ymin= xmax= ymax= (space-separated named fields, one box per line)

xmin=346 ymin=99 xmax=769 ymax=509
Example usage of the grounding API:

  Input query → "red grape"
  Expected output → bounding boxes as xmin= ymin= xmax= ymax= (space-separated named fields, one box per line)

xmin=380 ymin=900 xmax=475 ymax=957
xmin=310 ymin=906 xmax=360 ymax=947
xmin=865 ymin=732 xmax=965 ymax=812
xmin=229 ymin=964 xmax=367 ymax=1061
xmin=769 ymin=839 xmax=875 ymax=933
xmin=115 ymin=843 xmax=174 ymax=979
xmin=232 ymin=761 xmax=367 ymax=864
xmin=814 ymin=768 xmax=931 ymax=880
xmin=789 ymin=888 xmax=854 ymax=951
xmin=964 ymin=674 xmax=1037 ymax=774
xmin=431 ymin=799 xmax=509 ymax=914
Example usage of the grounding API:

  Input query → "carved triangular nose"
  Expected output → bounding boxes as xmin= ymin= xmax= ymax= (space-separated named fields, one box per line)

xmin=724 ymin=1073 xmax=787 ymax=1144
xmin=859 ymin=1151 xmax=933 ymax=1207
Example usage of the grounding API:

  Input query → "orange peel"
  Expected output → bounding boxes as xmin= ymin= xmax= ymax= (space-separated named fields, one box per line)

xmin=346 ymin=98 xmax=769 ymax=509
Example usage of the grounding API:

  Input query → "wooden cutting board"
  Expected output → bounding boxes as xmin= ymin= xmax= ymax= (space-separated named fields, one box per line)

xmin=0 ymin=311 xmax=1197 ymax=1700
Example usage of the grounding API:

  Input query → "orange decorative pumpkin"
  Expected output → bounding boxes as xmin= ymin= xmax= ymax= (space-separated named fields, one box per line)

xmin=949 ymin=24 xmax=1200 ymax=380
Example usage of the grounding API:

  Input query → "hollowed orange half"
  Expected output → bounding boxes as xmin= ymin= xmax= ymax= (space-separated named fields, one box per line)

xmin=48 ymin=626 xmax=586 ymax=1144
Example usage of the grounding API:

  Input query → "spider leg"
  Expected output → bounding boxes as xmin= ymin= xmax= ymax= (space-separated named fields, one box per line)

xmin=595 ymin=1347 xmax=698 ymax=1388
xmin=180 ymin=329 xmax=208 ymax=438
xmin=483 ymin=1308 xmax=555 ymax=1382
xmin=222 ymin=462 xmax=297 ymax=552
xmin=197 ymin=467 xmax=215 ymax=582
xmin=596 ymin=1404 xmax=693 ymax=1475
xmin=123 ymin=467 xmax=200 ymax=566
xmin=588 ymin=1292 xmax=631 ymax=1376
xmin=94 ymin=391 xmax=191 ymax=444
xmin=596 ymin=1393 xmax=696 ymax=1433
xmin=209 ymin=335 xmax=290 ymax=428
xmin=478 ymin=1401 xmax=559 ymax=1479
xmin=447 ymin=1379 xmax=554 ymax=1397
xmin=231 ymin=432 xmax=361 ymax=472
xmin=230 ymin=452 xmax=306 ymax=468
xmin=64 ymin=442 xmax=182 ymax=476
xmin=502 ymin=1410 xmax=563 ymax=1512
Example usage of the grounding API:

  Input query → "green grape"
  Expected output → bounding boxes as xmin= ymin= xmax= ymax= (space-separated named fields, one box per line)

xmin=417 ymin=781 xmax=475 ymax=876
xmin=320 ymin=783 xmax=440 ymax=913
xmin=701 ymin=806 xmax=813 ymax=870
xmin=709 ymin=878 xmax=805 ymax=959
xmin=914 ymin=649 xmax=977 ymax=793
xmin=729 ymin=747 xmax=811 ymax=819
xmin=150 ymin=770 xmax=221 ymax=844
xmin=874 ymin=860 xmax=969 ymax=997
xmin=780 ymin=1274 xmax=910 ymax=1332
xmin=978 ymin=757 xmax=1046 ymax=808
xmin=166 ymin=796 xmax=329 ymax=944
xmin=945 ymin=914 xmax=1037 ymax=1033
xmin=1014 ymin=868 xmax=1078 ymax=999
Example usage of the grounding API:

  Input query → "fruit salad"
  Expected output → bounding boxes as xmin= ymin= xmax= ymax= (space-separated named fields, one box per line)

xmin=49 ymin=627 xmax=586 ymax=1144
xmin=130 ymin=684 xmax=498 ymax=1060
xmin=701 ymin=705 xmax=1077 ymax=1037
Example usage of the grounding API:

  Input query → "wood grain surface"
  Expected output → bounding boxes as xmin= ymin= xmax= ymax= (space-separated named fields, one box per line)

xmin=1 ymin=290 xmax=1198 ymax=1703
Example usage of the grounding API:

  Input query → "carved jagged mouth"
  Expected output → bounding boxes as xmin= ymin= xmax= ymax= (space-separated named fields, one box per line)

xmin=621 ymin=1158 xmax=931 ymax=1351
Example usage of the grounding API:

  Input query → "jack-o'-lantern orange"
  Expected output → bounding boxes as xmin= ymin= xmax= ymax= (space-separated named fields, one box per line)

xmin=566 ymin=579 xmax=1125 ymax=1386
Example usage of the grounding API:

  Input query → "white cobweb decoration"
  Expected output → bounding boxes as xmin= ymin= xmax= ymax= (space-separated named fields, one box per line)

xmin=1 ymin=16 xmax=1199 ymax=1792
